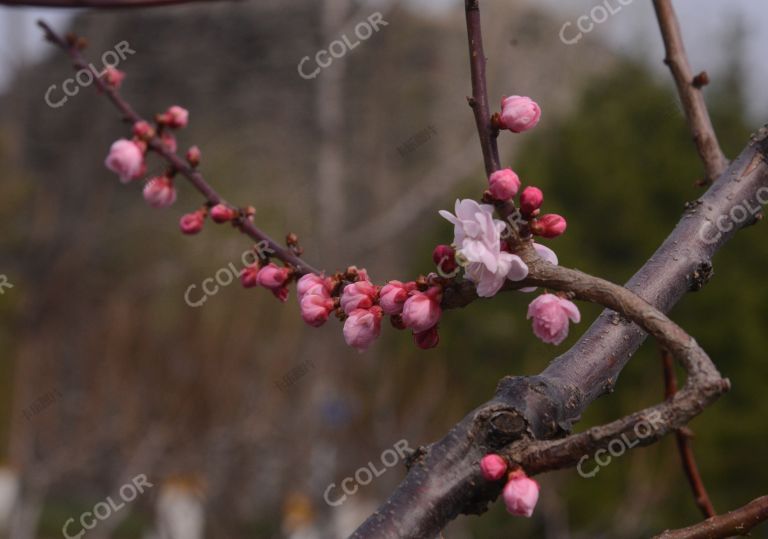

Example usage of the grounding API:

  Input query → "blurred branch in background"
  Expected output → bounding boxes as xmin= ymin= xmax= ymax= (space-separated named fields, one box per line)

xmin=655 ymin=495 xmax=768 ymax=539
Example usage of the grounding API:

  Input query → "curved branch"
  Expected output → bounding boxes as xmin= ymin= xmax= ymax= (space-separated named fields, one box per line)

xmin=654 ymin=495 xmax=768 ymax=539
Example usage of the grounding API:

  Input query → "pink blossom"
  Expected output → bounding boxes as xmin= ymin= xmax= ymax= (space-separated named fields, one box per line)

xmin=142 ymin=176 xmax=176 ymax=208
xmin=300 ymin=294 xmax=334 ymax=327
xmin=527 ymin=293 xmax=580 ymax=345
xmin=465 ymin=253 xmax=529 ymax=298
xmin=519 ymin=186 xmax=544 ymax=216
xmin=502 ymin=470 xmax=540 ymax=517
xmin=240 ymin=265 xmax=260 ymax=288
xmin=179 ymin=210 xmax=205 ymax=235
xmin=297 ymin=273 xmax=332 ymax=299
xmin=402 ymin=288 xmax=441 ymax=333
xmin=210 ymin=204 xmax=237 ymax=223
xmin=480 ymin=454 xmax=508 ymax=481
xmin=531 ymin=214 xmax=567 ymax=238
xmin=413 ymin=326 xmax=440 ymax=349
xmin=488 ymin=168 xmax=521 ymax=200
xmin=256 ymin=263 xmax=291 ymax=290
xmin=164 ymin=105 xmax=189 ymax=128
xmin=340 ymin=280 xmax=378 ymax=315
xmin=343 ymin=307 xmax=383 ymax=352
xmin=105 ymin=139 xmax=145 ymax=183
xmin=102 ymin=67 xmax=125 ymax=88
xmin=499 ymin=96 xmax=541 ymax=133
xmin=379 ymin=280 xmax=415 ymax=315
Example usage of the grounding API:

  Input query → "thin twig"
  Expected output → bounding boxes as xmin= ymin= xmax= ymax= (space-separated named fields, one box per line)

xmin=38 ymin=20 xmax=320 ymax=276
xmin=654 ymin=495 xmax=768 ymax=539
xmin=661 ymin=346 xmax=716 ymax=519
xmin=652 ymin=0 xmax=727 ymax=184
xmin=464 ymin=0 xmax=500 ymax=175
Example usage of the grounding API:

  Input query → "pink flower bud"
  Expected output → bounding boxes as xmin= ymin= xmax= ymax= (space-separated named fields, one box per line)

xmin=142 ymin=176 xmax=176 ymax=208
xmin=401 ymin=288 xmax=441 ymax=333
xmin=432 ymin=245 xmax=458 ymax=275
xmin=499 ymin=96 xmax=541 ymax=133
xmin=413 ymin=326 xmax=439 ymax=349
xmin=160 ymin=131 xmax=177 ymax=153
xmin=502 ymin=470 xmax=540 ymax=517
xmin=105 ymin=139 xmax=145 ymax=183
xmin=488 ymin=168 xmax=521 ymax=200
xmin=343 ymin=307 xmax=383 ymax=352
xmin=379 ymin=280 xmax=415 ymax=315
xmin=297 ymin=273 xmax=332 ymax=299
xmin=527 ymin=293 xmax=580 ymax=345
xmin=240 ymin=265 xmax=259 ymax=288
xmin=186 ymin=146 xmax=201 ymax=167
xmin=179 ymin=210 xmax=205 ymax=235
xmin=300 ymin=294 xmax=334 ymax=327
xmin=163 ymin=105 xmax=189 ymax=128
xmin=530 ymin=214 xmax=567 ymax=238
xmin=101 ymin=67 xmax=125 ymax=89
xmin=519 ymin=186 xmax=544 ymax=216
xmin=132 ymin=121 xmax=154 ymax=140
xmin=256 ymin=263 xmax=291 ymax=290
xmin=210 ymin=204 xmax=237 ymax=223
xmin=340 ymin=280 xmax=378 ymax=315
xmin=480 ymin=454 xmax=508 ymax=481
xmin=271 ymin=286 xmax=290 ymax=302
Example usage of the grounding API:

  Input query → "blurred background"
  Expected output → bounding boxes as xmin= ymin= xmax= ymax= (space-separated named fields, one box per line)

xmin=0 ymin=0 xmax=766 ymax=537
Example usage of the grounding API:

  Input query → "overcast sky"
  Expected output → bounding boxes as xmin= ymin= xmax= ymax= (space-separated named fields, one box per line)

xmin=1 ymin=0 xmax=767 ymax=118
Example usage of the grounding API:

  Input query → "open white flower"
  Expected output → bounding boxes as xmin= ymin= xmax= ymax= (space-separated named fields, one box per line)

xmin=439 ymin=199 xmax=529 ymax=297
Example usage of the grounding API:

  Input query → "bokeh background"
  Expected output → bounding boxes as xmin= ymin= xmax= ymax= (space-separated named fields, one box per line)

xmin=0 ymin=0 xmax=767 ymax=537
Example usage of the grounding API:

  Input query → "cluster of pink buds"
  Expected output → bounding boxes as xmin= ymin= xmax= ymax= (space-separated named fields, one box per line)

xmin=241 ymin=261 xmax=293 ymax=302
xmin=480 ymin=454 xmax=540 ymax=518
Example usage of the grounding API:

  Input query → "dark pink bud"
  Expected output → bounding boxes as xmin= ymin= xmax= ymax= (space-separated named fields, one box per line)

xmin=271 ymin=286 xmax=290 ymax=303
xmin=132 ymin=121 xmax=154 ymax=140
xmin=256 ymin=263 xmax=291 ymax=290
xmin=520 ymin=187 xmax=544 ymax=216
xmin=432 ymin=245 xmax=458 ymax=275
xmin=402 ymin=288 xmax=441 ymax=333
xmin=413 ymin=326 xmax=439 ymax=349
xmin=160 ymin=105 xmax=189 ymax=128
xmin=142 ymin=176 xmax=176 ymax=208
xmin=179 ymin=210 xmax=205 ymax=235
xmin=210 ymin=204 xmax=237 ymax=223
xmin=240 ymin=265 xmax=259 ymax=288
xmin=186 ymin=146 xmax=201 ymax=167
xmin=101 ymin=67 xmax=125 ymax=89
xmin=480 ymin=454 xmax=507 ymax=481
xmin=530 ymin=214 xmax=567 ymax=238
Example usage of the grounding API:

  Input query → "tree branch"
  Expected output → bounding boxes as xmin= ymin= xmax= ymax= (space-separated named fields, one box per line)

xmin=654 ymin=495 xmax=768 ymax=539
xmin=464 ymin=0 xmax=500 ymax=175
xmin=661 ymin=347 xmax=716 ymax=518
xmin=652 ymin=0 xmax=728 ymax=184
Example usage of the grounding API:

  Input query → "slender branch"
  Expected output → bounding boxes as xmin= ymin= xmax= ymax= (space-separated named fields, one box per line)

xmin=38 ymin=20 xmax=320 ymax=276
xmin=661 ymin=347 xmax=716 ymax=518
xmin=464 ymin=0 xmax=500 ymax=175
xmin=652 ymin=0 xmax=727 ymax=184
xmin=2 ymin=0 xmax=233 ymax=7
xmin=654 ymin=495 xmax=768 ymax=539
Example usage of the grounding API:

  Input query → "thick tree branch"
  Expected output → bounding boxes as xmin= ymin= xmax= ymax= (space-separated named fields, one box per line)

xmin=464 ymin=0 xmax=500 ymax=175
xmin=661 ymin=347 xmax=716 ymax=518
xmin=653 ymin=0 xmax=727 ymax=184
xmin=654 ymin=495 xmax=768 ymax=539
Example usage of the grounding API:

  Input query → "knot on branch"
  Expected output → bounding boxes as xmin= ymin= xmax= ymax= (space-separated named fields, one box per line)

xmin=688 ymin=261 xmax=713 ymax=292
